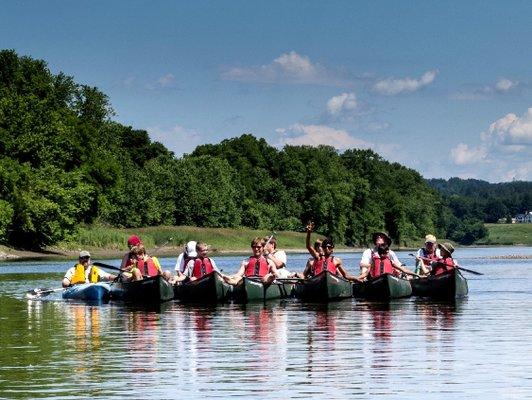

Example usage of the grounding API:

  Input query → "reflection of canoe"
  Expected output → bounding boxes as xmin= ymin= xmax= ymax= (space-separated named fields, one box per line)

xmin=230 ymin=277 xmax=293 ymax=303
xmin=174 ymin=271 xmax=231 ymax=303
xmin=110 ymin=275 xmax=174 ymax=303
xmin=411 ymin=269 xmax=468 ymax=299
xmin=352 ymin=273 xmax=412 ymax=300
xmin=293 ymin=271 xmax=352 ymax=302
xmin=62 ymin=283 xmax=111 ymax=301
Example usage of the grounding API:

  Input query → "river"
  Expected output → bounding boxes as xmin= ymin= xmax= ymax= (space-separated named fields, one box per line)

xmin=0 ymin=247 xmax=531 ymax=399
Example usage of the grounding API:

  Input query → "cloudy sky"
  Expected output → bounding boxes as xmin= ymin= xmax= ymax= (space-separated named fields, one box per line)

xmin=1 ymin=1 xmax=531 ymax=182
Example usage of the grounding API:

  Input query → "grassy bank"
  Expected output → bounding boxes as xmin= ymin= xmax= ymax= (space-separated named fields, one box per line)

xmin=480 ymin=223 xmax=532 ymax=246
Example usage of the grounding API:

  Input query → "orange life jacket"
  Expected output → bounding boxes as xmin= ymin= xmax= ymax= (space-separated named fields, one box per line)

xmin=420 ymin=248 xmax=439 ymax=266
xmin=192 ymin=257 xmax=214 ymax=279
xmin=370 ymin=252 xmax=394 ymax=278
xmin=136 ymin=257 xmax=161 ymax=277
xmin=312 ymin=256 xmax=337 ymax=275
xmin=245 ymin=256 xmax=269 ymax=277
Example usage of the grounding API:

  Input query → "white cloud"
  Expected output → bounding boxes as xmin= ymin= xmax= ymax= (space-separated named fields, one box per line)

xmin=495 ymin=78 xmax=519 ymax=92
xmin=157 ymin=73 xmax=176 ymax=88
xmin=326 ymin=92 xmax=357 ymax=115
xmin=486 ymin=108 xmax=532 ymax=145
xmin=146 ymin=124 xmax=203 ymax=156
xmin=277 ymin=123 xmax=372 ymax=150
xmin=221 ymin=51 xmax=350 ymax=86
xmin=373 ymin=70 xmax=437 ymax=95
xmin=450 ymin=143 xmax=488 ymax=165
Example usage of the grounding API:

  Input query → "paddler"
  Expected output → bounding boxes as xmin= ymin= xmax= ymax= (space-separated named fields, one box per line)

xmin=129 ymin=244 xmax=172 ymax=281
xmin=356 ymin=244 xmax=418 ymax=281
xmin=414 ymin=234 xmax=441 ymax=275
xmin=173 ymin=242 xmax=225 ymax=282
xmin=430 ymin=242 xmax=457 ymax=276
xmin=224 ymin=237 xmax=279 ymax=285
xmin=263 ymin=236 xmax=293 ymax=278
xmin=62 ymin=251 xmax=116 ymax=288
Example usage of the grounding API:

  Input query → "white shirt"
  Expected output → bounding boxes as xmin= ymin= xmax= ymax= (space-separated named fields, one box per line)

xmin=175 ymin=252 xmax=186 ymax=273
xmin=183 ymin=258 xmax=219 ymax=277
xmin=416 ymin=247 xmax=441 ymax=259
xmin=63 ymin=265 xmax=112 ymax=283
xmin=360 ymin=247 xmax=400 ymax=266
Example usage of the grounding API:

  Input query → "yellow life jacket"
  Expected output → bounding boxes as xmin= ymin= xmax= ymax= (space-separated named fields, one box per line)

xmin=71 ymin=264 xmax=99 ymax=284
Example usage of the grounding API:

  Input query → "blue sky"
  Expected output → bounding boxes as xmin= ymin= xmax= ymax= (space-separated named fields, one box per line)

xmin=1 ymin=1 xmax=531 ymax=182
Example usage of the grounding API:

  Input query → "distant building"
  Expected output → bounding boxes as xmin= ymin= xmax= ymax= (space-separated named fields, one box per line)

xmin=515 ymin=211 xmax=532 ymax=223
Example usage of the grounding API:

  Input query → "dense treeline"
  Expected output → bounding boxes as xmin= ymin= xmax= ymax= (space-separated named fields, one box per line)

xmin=428 ymin=178 xmax=532 ymax=223
xmin=0 ymin=50 xmax=491 ymax=248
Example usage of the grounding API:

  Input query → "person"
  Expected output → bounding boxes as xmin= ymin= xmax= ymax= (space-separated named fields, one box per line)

xmin=224 ymin=237 xmax=279 ymax=285
xmin=359 ymin=232 xmax=400 ymax=276
xmin=430 ymin=242 xmax=456 ymax=276
xmin=174 ymin=241 xmax=198 ymax=274
xmin=303 ymin=223 xmax=357 ymax=280
xmin=356 ymin=244 xmax=418 ymax=281
xmin=415 ymin=234 xmax=441 ymax=275
xmin=297 ymin=222 xmax=325 ymax=279
xmin=62 ymin=251 xmax=116 ymax=288
xmin=174 ymin=242 xmax=224 ymax=282
xmin=263 ymin=236 xmax=293 ymax=278
xmin=129 ymin=244 xmax=172 ymax=281
xmin=120 ymin=234 xmax=142 ymax=270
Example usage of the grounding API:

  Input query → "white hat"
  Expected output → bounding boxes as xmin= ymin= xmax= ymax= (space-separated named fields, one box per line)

xmin=79 ymin=250 xmax=91 ymax=258
xmin=185 ymin=241 xmax=197 ymax=257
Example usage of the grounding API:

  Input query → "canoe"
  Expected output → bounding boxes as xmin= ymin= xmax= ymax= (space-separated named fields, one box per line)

xmin=352 ymin=273 xmax=412 ymax=300
xmin=230 ymin=276 xmax=293 ymax=303
xmin=174 ymin=271 xmax=231 ymax=303
xmin=62 ymin=282 xmax=111 ymax=301
xmin=410 ymin=269 xmax=468 ymax=299
xmin=110 ymin=275 xmax=174 ymax=303
xmin=293 ymin=271 xmax=352 ymax=302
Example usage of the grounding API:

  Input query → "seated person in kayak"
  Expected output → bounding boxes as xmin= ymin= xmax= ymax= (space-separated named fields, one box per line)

xmin=359 ymin=232 xmax=402 ymax=276
xmin=263 ymin=236 xmax=293 ymax=278
xmin=296 ymin=222 xmax=325 ymax=279
xmin=224 ymin=237 xmax=279 ymax=285
xmin=430 ymin=242 xmax=456 ymax=276
xmin=174 ymin=240 xmax=198 ymax=275
xmin=62 ymin=251 xmax=116 ymax=288
xmin=129 ymin=245 xmax=172 ymax=281
xmin=415 ymin=234 xmax=441 ymax=275
xmin=303 ymin=223 xmax=357 ymax=280
xmin=356 ymin=244 xmax=418 ymax=281
xmin=173 ymin=242 xmax=225 ymax=282
xmin=120 ymin=234 xmax=142 ymax=270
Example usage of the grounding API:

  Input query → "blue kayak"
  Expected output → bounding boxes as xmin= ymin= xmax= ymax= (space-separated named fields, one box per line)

xmin=62 ymin=283 xmax=111 ymax=301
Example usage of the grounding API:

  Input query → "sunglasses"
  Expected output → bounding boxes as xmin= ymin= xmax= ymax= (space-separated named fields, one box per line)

xmin=252 ymin=246 xmax=263 ymax=249
xmin=80 ymin=256 xmax=90 ymax=260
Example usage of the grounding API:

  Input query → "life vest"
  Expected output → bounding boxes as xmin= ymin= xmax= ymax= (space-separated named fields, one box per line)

xmin=420 ymin=248 xmax=439 ymax=266
xmin=244 ymin=256 xmax=270 ymax=277
xmin=136 ymin=257 xmax=161 ymax=277
xmin=192 ymin=257 xmax=214 ymax=279
xmin=70 ymin=264 xmax=99 ymax=284
xmin=432 ymin=257 xmax=455 ymax=276
xmin=312 ymin=256 xmax=337 ymax=275
xmin=370 ymin=252 xmax=394 ymax=278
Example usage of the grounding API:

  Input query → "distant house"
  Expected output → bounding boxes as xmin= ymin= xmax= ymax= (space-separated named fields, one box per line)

xmin=515 ymin=211 xmax=532 ymax=223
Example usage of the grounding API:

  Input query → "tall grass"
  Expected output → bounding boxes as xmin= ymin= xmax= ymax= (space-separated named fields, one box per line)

xmin=480 ymin=223 xmax=532 ymax=246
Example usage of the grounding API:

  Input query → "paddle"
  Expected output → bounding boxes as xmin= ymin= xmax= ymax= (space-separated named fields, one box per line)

xmin=92 ymin=262 xmax=128 ymax=273
xmin=408 ymin=253 xmax=484 ymax=276
xmin=26 ymin=287 xmax=64 ymax=299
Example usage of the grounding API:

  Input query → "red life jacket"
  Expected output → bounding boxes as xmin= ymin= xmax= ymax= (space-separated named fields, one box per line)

xmin=244 ymin=256 xmax=270 ymax=277
xmin=192 ymin=257 xmax=214 ymax=279
xmin=420 ymin=248 xmax=439 ymax=266
xmin=137 ymin=257 xmax=160 ymax=277
xmin=432 ymin=257 xmax=455 ymax=276
xmin=312 ymin=256 xmax=337 ymax=275
xmin=370 ymin=252 xmax=394 ymax=278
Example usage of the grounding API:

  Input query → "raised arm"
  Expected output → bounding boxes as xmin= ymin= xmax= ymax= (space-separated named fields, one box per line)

xmin=306 ymin=222 xmax=320 ymax=259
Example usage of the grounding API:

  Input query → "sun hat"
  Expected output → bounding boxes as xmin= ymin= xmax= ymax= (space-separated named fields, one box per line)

xmin=372 ymin=232 xmax=392 ymax=246
xmin=79 ymin=250 xmax=91 ymax=258
xmin=127 ymin=235 xmax=141 ymax=247
xmin=185 ymin=241 xmax=198 ymax=258
xmin=425 ymin=234 xmax=437 ymax=244
xmin=438 ymin=242 xmax=455 ymax=255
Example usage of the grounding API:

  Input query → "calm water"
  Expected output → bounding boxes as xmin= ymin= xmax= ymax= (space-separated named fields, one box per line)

xmin=0 ymin=247 xmax=531 ymax=399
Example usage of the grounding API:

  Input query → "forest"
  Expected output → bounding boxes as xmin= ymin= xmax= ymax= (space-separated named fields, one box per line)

xmin=0 ymin=50 xmax=529 ymax=249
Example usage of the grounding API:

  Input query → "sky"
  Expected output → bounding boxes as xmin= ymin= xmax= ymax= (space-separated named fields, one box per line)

xmin=1 ymin=0 xmax=531 ymax=182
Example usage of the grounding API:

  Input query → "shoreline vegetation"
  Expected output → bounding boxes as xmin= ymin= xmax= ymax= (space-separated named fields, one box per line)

xmin=1 ymin=223 xmax=531 ymax=262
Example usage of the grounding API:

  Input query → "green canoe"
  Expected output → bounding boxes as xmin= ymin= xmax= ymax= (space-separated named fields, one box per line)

xmin=293 ymin=271 xmax=353 ymax=302
xmin=174 ymin=271 xmax=231 ymax=303
xmin=230 ymin=276 xmax=293 ymax=303
xmin=352 ymin=273 xmax=412 ymax=300
xmin=410 ymin=269 xmax=468 ymax=299
xmin=110 ymin=275 xmax=175 ymax=303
